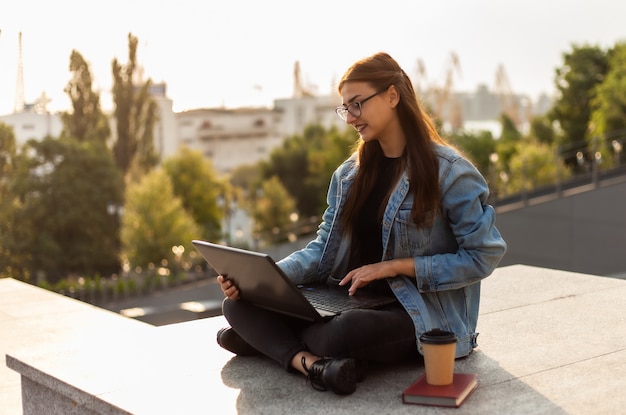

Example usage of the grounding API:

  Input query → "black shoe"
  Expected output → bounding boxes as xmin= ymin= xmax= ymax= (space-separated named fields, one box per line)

xmin=302 ymin=356 xmax=357 ymax=395
xmin=216 ymin=327 xmax=260 ymax=356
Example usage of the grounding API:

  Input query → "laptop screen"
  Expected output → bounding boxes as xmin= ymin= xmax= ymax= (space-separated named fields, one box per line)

xmin=192 ymin=240 xmax=323 ymax=321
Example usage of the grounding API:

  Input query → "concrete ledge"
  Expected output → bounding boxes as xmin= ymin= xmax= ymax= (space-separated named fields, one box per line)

xmin=3 ymin=265 xmax=626 ymax=414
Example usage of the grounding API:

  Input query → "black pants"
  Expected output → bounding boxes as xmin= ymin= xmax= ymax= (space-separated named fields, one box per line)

xmin=222 ymin=298 xmax=418 ymax=371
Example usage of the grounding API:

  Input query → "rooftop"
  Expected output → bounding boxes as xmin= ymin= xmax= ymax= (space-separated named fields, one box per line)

xmin=2 ymin=264 xmax=625 ymax=414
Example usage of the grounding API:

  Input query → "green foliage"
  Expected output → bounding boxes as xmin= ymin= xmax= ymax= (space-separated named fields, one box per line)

xmin=120 ymin=168 xmax=199 ymax=269
xmin=61 ymin=50 xmax=110 ymax=143
xmin=549 ymin=44 xmax=609 ymax=167
xmin=228 ymin=163 xmax=264 ymax=232
xmin=252 ymin=176 xmax=297 ymax=244
xmin=529 ymin=115 xmax=556 ymax=146
xmin=505 ymin=139 xmax=572 ymax=196
xmin=1 ymin=137 xmax=123 ymax=283
xmin=0 ymin=123 xmax=19 ymax=278
xmin=111 ymin=33 xmax=159 ymax=181
xmin=260 ymin=124 xmax=356 ymax=217
xmin=230 ymin=164 xmax=261 ymax=190
xmin=494 ymin=113 xmax=523 ymax=170
xmin=448 ymin=129 xmax=497 ymax=175
xmin=162 ymin=147 xmax=222 ymax=241
xmin=260 ymin=132 xmax=310 ymax=212
xmin=590 ymin=42 xmax=626 ymax=166
xmin=0 ymin=122 xmax=16 ymax=184
xmin=305 ymin=126 xmax=359 ymax=213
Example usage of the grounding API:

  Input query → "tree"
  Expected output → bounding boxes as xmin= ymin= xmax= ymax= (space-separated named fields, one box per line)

xmin=111 ymin=33 xmax=159 ymax=182
xmin=529 ymin=115 xmax=556 ymax=146
xmin=229 ymin=163 xmax=262 ymax=191
xmin=0 ymin=123 xmax=19 ymax=278
xmin=590 ymin=42 xmax=626 ymax=166
xmin=253 ymin=176 xmax=297 ymax=245
xmin=61 ymin=50 xmax=110 ymax=143
xmin=162 ymin=147 xmax=222 ymax=241
xmin=3 ymin=137 xmax=123 ymax=283
xmin=260 ymin=124 xmax=355 ymax=218
xmin=495 ymin=113 xmax=523 ymax=172
xmin=0 ymin=122 xmax=16 ymax=194
xmin=505 ymin=139 xmax=571 ymax=197
xmin=448 ymin=129 xmax=497 ymax=175
xmin=549 ymin=44 xmax=609 ymax=169
xmin=305 ymin=126 xmax=358 ymax=214
xmin=120 ymin=169 xmax=199 ymax=269
xmin=260 ymin=132 xmax=311 ymax=213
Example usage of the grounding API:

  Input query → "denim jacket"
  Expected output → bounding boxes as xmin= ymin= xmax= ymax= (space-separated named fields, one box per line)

xmin=277 ymin=143 xmax=507 ymax=358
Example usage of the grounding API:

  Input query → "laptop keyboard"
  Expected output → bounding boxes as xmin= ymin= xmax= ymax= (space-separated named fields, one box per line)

xmin=301 ymin=287 xmax=395 ymax=313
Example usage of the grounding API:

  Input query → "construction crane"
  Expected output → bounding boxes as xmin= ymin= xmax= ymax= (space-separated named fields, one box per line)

xmin=494 ymin=64 xmax=522 ymax=128
xmin=14 ymin=31 xmax=25 ymax=113
xmin=293 ymin=61 xmax=314 ymax=98
xmin=414 ymin=58 xmax=428 ymax=96
xmin=424 ymin=51 xmax=463 ymax=132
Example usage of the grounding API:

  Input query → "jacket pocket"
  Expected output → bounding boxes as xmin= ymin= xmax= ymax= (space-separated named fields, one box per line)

xmin=393 ymin=204 xmax=430 ymax=256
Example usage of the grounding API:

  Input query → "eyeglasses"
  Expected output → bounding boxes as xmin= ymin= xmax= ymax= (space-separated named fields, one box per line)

xmin=335 ymin=89 xmax=386 ymax=121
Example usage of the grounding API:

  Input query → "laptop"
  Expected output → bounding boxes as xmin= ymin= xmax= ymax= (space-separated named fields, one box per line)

xmin=192 ymin=240 xmax=397 ymax=322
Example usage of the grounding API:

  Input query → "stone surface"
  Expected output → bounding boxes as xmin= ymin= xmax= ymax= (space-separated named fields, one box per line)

xmin=2 ymin=264 xmax=626 ymax=414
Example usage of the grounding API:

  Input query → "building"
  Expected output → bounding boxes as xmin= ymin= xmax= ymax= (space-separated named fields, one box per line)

xmin=1 ymin=82 xmax=178 ymax=165
xmin=0 ymin=106 xmax=63 ymax=146
xmin=176 ymin=106 xmax=283 ymax=175
xmin=273 ymin=94 xmax=345 ymax=137
xmin=149 ymin=83 xmax=178 ymax=162
xmin=174 ymin=93 xmax=348 ymax=176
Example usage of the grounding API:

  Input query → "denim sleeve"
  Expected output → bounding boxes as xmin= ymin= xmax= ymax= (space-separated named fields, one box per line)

xmin=414 ymin=155 xmax=507 ymax=291
xmin=276 ymin=162 xmax=344 ymax=284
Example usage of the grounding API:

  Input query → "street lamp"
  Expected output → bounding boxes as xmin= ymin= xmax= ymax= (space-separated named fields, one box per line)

xmin=555 ymin=147 xmax=562 ymax=196
xmin=217 ymin=193 xmax=237 ymax=245
xmin=288 ymin=212 xmax=299 ymax=242
xmin=613 ymin=140 xmax=623 ymax=166
xmin=172 ymin=245 xmax=185 ymax=281
xmin=576 ymin=151 xmax=585 ymax=169
xmin=489 ymin=153 xmax=499 ymax=202
xmin=592 ymin=151 xmax=602 ymax=187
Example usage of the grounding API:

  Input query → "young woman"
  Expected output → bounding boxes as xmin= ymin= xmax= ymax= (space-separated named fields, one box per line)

xmin=217 ymin=52 xmax=506 ymax=395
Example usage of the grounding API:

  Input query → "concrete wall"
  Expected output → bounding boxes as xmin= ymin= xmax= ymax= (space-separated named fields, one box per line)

xmin=496 ymin=180 xmax=626 ymax=277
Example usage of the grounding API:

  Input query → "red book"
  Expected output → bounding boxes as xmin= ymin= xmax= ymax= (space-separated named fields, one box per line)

xmin=402 ymin=373 xmax=478 ymax=408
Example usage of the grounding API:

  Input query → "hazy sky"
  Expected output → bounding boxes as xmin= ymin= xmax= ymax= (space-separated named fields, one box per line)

xmin=1 ymin=0 xmax=625 ymax=115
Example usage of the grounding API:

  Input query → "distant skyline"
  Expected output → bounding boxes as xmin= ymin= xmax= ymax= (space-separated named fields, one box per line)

xmin=1 ymin=0 xmax=625 ymax=116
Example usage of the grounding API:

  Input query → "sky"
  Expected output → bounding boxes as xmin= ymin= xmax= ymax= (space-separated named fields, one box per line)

xmin=1 ymin=0 xmax=625 ymax=116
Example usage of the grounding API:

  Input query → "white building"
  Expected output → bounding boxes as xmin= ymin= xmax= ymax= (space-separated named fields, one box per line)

xmin=176 ymin=106 xmax=283 ymax=175
xmin=174 ymin=93 xmax=348 ymax=175
xmin=149 ymin=83 xmax=178 ymax=162
xmin=1 ymin=82 xmax=178 ymax=165
xmin=273 ymin=94 xmax=345 ymax=137
xmin=0 ymin=108 xmax=63 ymax=146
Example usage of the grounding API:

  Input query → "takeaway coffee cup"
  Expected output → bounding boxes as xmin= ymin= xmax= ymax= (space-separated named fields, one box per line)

xmin=419 ymin=329 xmax=457 ymax=385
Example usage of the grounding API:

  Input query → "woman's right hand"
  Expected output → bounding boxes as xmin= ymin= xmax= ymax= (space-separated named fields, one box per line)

xmin=217 ymin=274 xmax=240 ymax=300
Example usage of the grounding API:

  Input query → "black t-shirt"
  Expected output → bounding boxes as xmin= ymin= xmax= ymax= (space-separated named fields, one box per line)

xmin=349 ymin=156 xmax=402 ymax=294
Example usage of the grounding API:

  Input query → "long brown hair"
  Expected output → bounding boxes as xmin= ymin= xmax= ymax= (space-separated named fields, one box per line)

xmin=338 ymin=52 xmax=449 ymax=232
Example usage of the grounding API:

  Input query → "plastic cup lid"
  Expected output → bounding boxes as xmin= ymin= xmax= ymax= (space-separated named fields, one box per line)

xmin=419 ymin=329 xmax=457 ymax=344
